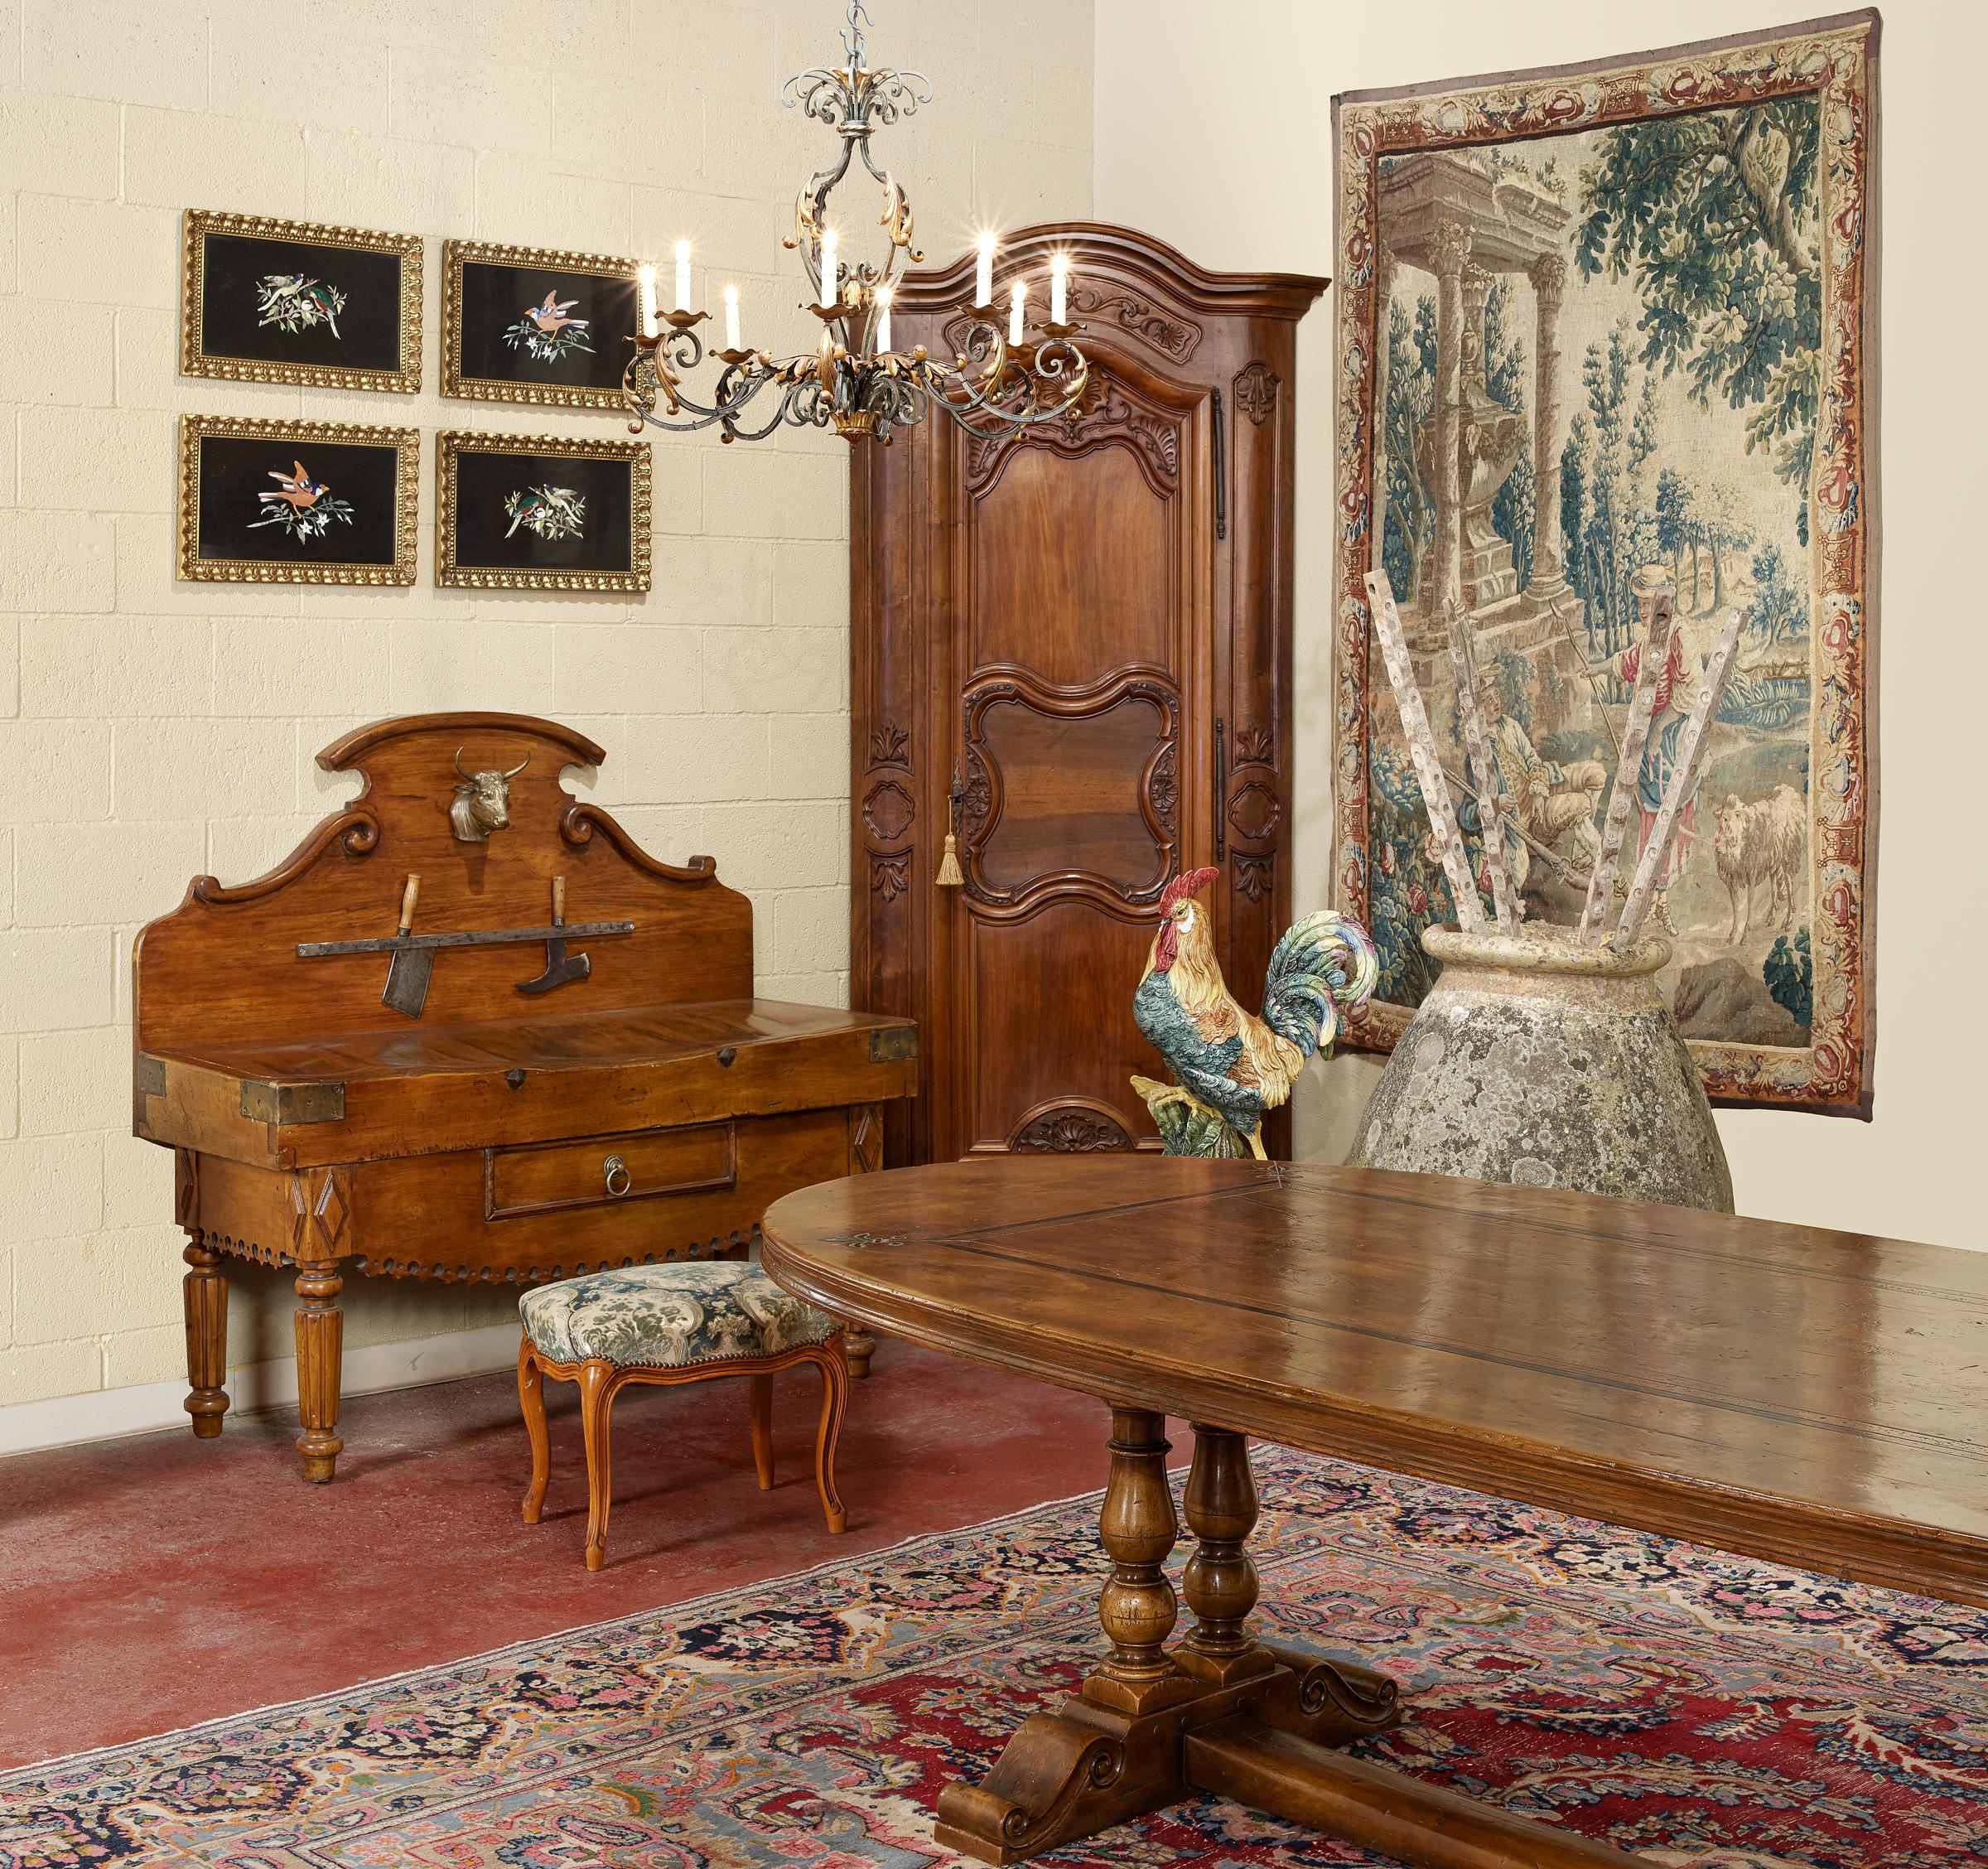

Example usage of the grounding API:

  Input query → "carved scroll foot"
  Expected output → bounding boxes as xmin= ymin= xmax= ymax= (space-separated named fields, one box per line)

xmin=934 ymin=1700 xmax=1183 ymax=1866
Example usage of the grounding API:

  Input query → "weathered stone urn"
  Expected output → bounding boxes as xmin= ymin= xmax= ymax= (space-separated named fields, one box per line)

xmin=1349 ymin=923 xmax=1734 ymax=1213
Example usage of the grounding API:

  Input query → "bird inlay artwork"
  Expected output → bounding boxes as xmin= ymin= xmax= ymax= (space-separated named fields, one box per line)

xmin=504 ymin=291 xmax=595 ymax=363
xmin=1132 ymin=867 xmax=1380 ymax=1158
xmin=249 ymin=459 xmax=354 ymax=543
xmin=254 ymin=272 xmax=345 ymax=337
xmin=503 ymin=484 xmax=585 ymax=543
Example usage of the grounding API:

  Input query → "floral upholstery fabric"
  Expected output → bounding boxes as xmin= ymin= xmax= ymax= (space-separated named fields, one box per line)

xmin=519 ymin=1259 xmax=837 ymax=1369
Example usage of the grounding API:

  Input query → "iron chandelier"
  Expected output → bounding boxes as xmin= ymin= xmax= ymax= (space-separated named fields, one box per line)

xmin=622 ymin=2 xmax=1088 ymax=447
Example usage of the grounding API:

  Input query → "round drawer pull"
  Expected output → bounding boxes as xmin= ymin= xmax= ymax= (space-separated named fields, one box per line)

xmin=602 ymin=1154 xmax=631 ymax=1199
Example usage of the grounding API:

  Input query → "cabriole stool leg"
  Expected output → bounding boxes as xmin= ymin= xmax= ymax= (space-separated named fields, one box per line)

xmin=812 ymin=1344 xmax=848 ymax=1533
xmin=749 ymin=1373 xmax=774 ymax=1490
xmin=578 ymin=1360 xmax=618 ymax=1572
xmin=519 ymin=1339 xmax=551 ymax=1524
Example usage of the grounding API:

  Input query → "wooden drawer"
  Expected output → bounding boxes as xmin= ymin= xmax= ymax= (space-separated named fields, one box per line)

xmin=485 ymin=1123 xmax=736 ymax=1220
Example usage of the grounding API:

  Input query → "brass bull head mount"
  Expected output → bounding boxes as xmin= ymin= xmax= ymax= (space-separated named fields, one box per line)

xmin=449 ymin=749 xmax=530 ymax=843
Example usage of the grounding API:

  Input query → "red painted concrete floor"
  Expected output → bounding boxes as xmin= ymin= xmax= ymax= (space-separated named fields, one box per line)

xmin=0 ymin=1342 xmax=1174 ymax=1770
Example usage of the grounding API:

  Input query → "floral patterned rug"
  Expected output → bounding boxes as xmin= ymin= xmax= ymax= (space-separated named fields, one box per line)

xmin=5 ymin=1446 xmax=1986 ymax=1867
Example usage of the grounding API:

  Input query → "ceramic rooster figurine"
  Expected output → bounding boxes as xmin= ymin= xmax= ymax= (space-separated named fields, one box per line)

xmin=1132 ymin=867 xmax=1379 ymax=1159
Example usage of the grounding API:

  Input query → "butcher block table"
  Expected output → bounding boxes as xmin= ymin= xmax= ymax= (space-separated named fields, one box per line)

xmin=760 ymin=1156 xmax=1988 ymax=1867
xmin=133 ymin=712 xmax=915 ymax=1483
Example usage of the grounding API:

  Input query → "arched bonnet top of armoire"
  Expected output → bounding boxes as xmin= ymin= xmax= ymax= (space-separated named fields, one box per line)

xmin=889 ymin=222 xmax=1327 ymax=334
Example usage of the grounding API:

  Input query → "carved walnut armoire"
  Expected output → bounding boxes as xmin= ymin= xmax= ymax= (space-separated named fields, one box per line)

xmin=852 ymin=225 xmax=1325 ymax=1165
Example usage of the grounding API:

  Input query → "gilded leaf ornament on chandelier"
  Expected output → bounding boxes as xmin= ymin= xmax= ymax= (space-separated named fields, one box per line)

xmin=619 ymin=1 xmax=1088 ymax=447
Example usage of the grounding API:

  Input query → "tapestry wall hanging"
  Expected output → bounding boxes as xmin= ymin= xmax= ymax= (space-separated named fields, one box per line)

xmin=1330 ymin=12 xmax=1878 ymax=1116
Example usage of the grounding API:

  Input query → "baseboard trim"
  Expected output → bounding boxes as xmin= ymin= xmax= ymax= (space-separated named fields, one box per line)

xmin=0 ymin=1323 xmax=522 ymax=1461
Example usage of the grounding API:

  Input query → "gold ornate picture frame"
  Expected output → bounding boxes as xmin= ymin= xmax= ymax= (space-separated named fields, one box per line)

xmin=436 ymin=431 xmax=651 ymax=592
xmin=180 ymin=210 xmax=422 ymax=393
xmin=177 ymin=415 xmax=420 ymax=585
xmin=442 ymin=239 xmax=644 ymax=408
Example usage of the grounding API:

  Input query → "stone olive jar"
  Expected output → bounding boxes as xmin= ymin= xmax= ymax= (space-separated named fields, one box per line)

xmin=1349 ymin=922 xmax=1734 ymax=1214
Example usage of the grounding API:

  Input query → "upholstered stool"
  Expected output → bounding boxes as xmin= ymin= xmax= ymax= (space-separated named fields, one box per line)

xmin=517 ymin=1259 xmax=848 ymax=1570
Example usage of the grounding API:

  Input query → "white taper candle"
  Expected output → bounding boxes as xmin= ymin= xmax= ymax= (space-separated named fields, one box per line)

xmin=1009 ymin=278 xmax=1026 ymax=345
xmin=1049 ymin=253 xmax=1069 ymax=326
xmin=974 ymin=232 xmax=996 ymax=307
xmin=673 ymin=241 xmax=691 ymax=312
xmin=722 ymin=283 xmax=740 ymax=352
xmin=637 ymin=263 xmax=658 ymax=338
xmin=874 ymin=286 xmax=892 ymax=353
xmin=820 ymin=229 xmax=838 ymax=307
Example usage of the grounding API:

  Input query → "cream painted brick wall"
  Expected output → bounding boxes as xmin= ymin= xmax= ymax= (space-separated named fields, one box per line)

xmin=0 ymin=0 xmax=1093 ymax=1409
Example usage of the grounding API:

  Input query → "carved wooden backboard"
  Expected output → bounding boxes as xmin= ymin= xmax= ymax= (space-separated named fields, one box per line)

xmin=134 ymin=712 xmax=752 ymax=1060
xmin=852 ymin=225 xmax=1325 ymax=1164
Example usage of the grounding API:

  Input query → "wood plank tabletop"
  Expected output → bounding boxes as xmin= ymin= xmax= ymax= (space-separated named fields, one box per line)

xmin=761 ymin=1157 xmax=1988 ymax=1606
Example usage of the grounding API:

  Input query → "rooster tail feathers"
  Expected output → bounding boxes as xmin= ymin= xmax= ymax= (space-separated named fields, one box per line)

xmin=1260 ymin=910 xmax=1381 ymax=1061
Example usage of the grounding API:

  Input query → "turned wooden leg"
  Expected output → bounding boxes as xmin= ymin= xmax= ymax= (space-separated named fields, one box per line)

xmin=812 ymin=1344 xmax=848 ymax=1533
xmin=519 ymin=1339 xmax=551 ymax=1524
xmin=1178 ymin=1423 xmax=1271 ymax=1687
xmin=578 ymin=1359 xmax=620 ymax=1572
xmin=749 ymin=1372 xmax=774 ymax=1490
xmin=292 ymin=1258 xmax=344 ymax=1483
xmin=182 ymin=1237 xmax=229 ymax=1439
xmin=1088 ymin=1406 xmax=1197 ymax=1715
xmin=842 ymin=1326 xmax=876 ymax=1379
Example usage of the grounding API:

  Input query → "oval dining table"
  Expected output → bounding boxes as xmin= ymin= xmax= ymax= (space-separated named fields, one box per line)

xmin=760 ymin=1153 xmax=1988 ymax=1868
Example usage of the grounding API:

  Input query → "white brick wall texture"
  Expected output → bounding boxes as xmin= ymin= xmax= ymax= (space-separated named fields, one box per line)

xmin=0 ymin=0 xmax=1095 ymax=1408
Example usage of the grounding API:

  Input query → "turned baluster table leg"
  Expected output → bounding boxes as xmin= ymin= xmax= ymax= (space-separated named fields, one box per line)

xmin=1178 ymin=1422 xmax=1274 ymax=1687
xmin=182 ymin=1237 xmax=230 ymax=1439
xmin=1088 ymin=1406 xmax=1198 ymax=1715
xmin=293 ymin=1258 xmax=345 ymax=1483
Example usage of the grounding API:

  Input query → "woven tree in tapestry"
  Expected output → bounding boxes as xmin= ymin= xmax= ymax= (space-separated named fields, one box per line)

xmin=1330 ymin=13 xmax=1877 ymax=1114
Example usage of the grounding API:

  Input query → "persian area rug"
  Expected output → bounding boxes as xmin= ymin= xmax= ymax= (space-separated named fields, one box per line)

xmin=5 ymin=1447 xmax=1985 ymax=1867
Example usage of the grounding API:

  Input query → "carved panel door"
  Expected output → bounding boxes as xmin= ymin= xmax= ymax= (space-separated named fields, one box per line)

xmin=852 ymin=225 xmax=1325 ymax=1166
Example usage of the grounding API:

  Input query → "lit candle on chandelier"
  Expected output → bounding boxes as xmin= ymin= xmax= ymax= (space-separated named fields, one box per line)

xmin=974 ymin=231 xmax=996 ymax=307
xmin=819 ymin=229 xmax=839 ymax=307
xmin=1009 ymin=278 xmax=1027 ymax=345
xmin=673 ymin=240 xmax=692 ymax=312
xmin=722 ymin=283 xmax=741 ymax=352
xmin=637 ymin=263 xmax=658 ymax=338
xmin=874 ymin=286 xmax=892 ymax=353
xmin=1049 ymin=252 xmax=1069 ymax=326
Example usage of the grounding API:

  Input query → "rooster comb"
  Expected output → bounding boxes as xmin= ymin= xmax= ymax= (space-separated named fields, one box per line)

xmin=1158 ymin=866 xmax=1221 ymax=915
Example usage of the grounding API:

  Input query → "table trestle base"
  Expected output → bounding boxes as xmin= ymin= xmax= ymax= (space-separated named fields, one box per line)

xmin=935 ymin=1411 xmax=1648 ymax=1867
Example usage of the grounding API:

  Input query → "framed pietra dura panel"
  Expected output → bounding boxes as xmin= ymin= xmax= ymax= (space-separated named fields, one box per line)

xmin=442 ymin=239 xmax=644 ymax=408
xmin=436 ymin=431 xmax=651 ymax=592
xmin=180 ymin=210 xmax=422 ymax=393
xmin=177 ymin=415 xmax=419 ymax=585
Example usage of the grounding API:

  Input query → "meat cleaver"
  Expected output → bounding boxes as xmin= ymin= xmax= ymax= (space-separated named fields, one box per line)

xmin=381 ymin=875 xmax=433 ymax=1019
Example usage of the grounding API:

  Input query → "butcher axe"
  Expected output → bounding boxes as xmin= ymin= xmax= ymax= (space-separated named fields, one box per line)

xmin=516 ymin=875 xmax=591 ymax=995
xmin=381 ymin=875 xmax=434 ymax=1018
